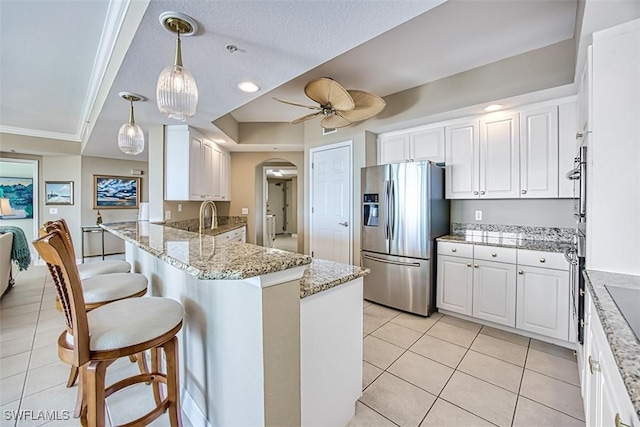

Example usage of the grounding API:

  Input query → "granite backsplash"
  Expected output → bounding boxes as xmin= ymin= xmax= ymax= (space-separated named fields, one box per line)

xmin=159 ymin=216 xmax=247 ymax=232
xmin=451 ymin=222 xmax=575 ymax=242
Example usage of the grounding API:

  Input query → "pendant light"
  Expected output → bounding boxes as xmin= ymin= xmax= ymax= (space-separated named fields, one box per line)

xmin=117 ymin=92 xmax=145 ymax=155
xmin=157 ymin=12 xmax=199 ymax=121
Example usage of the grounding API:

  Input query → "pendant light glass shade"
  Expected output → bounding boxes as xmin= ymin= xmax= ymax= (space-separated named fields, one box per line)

xmin=117 ymin=95 xmax=145 ymax=155
xmin=156 ymin=63 xmax=198 ymax=121
xmin=157 ymin=27 xmax=198 ymax=121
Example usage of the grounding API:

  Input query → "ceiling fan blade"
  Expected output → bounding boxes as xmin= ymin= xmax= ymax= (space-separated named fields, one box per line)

xmin=304 ymin=78 xmax=355 ymax=111
xmin=320 ymin=114 xmax=352 ymax=129
xmin=291 ymin=111 xmax=322 ymax=124
xmin=338 ymin=90 xmax=387 ymax=122
xmin=273 ymin=97 xmax=321 ymax=110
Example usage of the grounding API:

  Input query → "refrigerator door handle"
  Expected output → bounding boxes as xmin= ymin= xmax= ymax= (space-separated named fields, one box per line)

xmin=389 ymin=180 xmax=396 ymax=241
xmin=363 ymin=253 xmax=421 ymax=267
xmin=384 ymin=180 xmax=390 ymax=240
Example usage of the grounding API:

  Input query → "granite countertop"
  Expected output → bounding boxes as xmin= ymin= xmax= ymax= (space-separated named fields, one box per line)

xmin=102 ymin=221 xmax=368 ymax=298
xmin=300 ymin=259 xmax=369 ymax=299
xmin=437 ymin=234 xmax=574 ymax=253
xmin=102 ymin=221 xmax=312 ymax=280
xmin=583 ymin=270 xmax=640 ymax=419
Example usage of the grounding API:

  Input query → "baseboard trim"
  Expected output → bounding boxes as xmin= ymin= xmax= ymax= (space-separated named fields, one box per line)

xmin=181 ymin=384 xmax=211 ymax=427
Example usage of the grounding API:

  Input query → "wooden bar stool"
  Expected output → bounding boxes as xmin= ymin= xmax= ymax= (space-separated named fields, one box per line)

xmin=41 ymin=221 xmax=149 ymax=389
xmin=33 ymin=229 xmax=183 ymax=427
xmin=43 ymin=219 xmax=130 ymax=279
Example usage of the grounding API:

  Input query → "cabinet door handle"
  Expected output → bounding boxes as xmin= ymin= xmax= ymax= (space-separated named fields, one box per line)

xmin=576 ymin=132 xmax=584 ymax=140
xmin=473 ymin=191 xmax=479 ymax=195
xmin=474 ymin=264 xmax=479 ymax=268
xmin=491 ymin=253 xmax=497 ymax=257
xmin=521 ymin=190 xmax=527 ymax=194
xmin=451 ymin=248 xmax=457 ymax=252
xmin=588 ymin=356 xmax=600 ymax=374
xmin=518 ymin=270 xmax=524 ymax=275
xmin=467 ymin=263 xmax=472 ymax=267
xmin=539 ymin=258 xmax=546 ymax=263
xmin=480 ymin=191 xmax=485 ymax=195
xmin=615 ymin=413 xmax=631 ymax=427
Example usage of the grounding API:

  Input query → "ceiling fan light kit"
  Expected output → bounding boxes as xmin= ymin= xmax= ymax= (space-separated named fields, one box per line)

xmin=117 ymin=92 xmax=145 ymax=155
xmin=274 ymin=77 xmax=386 ymax=129
xmin=156 ymin=12 xmax=199 ymax=122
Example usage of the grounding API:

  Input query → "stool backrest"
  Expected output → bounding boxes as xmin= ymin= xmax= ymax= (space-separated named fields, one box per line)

xmin=43 ymin=219 xmax=77 ymax=260
xmin=32 ymin=230 xmax=90 ymax=367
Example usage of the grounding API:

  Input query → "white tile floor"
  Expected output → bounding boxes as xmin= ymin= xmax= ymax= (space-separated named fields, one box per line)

xmin=272 ymin=234 xmax=298 ymax=252
xmin=2 ymin=262 xmax=585 ymax=427
xmin=0 ymin=263 xmax=192 ymax=427
xmin=349 ymin=301 xmax=586 ymax=427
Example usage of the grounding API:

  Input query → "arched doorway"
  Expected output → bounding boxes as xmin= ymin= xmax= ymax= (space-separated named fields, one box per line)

xmin=254 ymin=159 xmax=300 ymax=253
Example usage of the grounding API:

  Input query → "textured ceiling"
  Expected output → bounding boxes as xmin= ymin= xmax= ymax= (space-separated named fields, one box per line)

xmin=0 ymin=0 xmax=585 ymax=161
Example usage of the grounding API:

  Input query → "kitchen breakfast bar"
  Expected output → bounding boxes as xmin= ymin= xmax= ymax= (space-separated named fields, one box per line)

xmin=101 ymin=222 xmax=368 ymax=427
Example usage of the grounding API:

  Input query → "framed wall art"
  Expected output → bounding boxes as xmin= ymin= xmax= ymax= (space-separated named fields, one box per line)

xmin=93 ymin=175 xmax=140 ymax=209
xmin=0 ymin=176 xmax=34 ymax=219
xmin=45 ymin=181 xmax=74 ymax=205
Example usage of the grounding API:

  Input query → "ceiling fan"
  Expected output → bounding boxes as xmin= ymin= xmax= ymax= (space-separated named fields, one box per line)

xmin=274 ymin=77 xmax=386 ymax=129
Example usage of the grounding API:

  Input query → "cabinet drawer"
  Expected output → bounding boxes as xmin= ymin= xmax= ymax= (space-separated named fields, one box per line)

xmin=474 ymin=245 xmax=516 ymax=264
xmin=518 ymin=249 xmax=568 ymax=270
xmin=438 ymin=241 xmax=473 ymax=258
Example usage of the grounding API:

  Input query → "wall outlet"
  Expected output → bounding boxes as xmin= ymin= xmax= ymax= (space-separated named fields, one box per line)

xmin=241 ymin=208 xmax=249 ymax=215
xmin=165 ymin=210 xmax=171 ymax=220
xmin=177 ymin=203 xmax=183 ymax=212
xmin=475 ymin=210 xmax=482 ymax=221
xmin=49 ymin=207 xmax=58 ymax=214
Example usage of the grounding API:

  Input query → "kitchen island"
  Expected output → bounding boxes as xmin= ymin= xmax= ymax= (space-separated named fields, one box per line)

xmin=101 ymin=221 xmax=368 ymax=427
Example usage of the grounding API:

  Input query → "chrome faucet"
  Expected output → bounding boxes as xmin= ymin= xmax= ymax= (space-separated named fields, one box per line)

xmin=199 ymin=200 xmax=218 ymax=233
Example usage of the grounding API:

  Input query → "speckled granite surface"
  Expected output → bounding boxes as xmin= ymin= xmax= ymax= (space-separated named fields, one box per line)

xmin=162 ymin=216 xmax=247 ymax=232
xmin=439 ymin=223 xmax=574 ymax=253
xmin=300 ymin=259 xmax=369 ymax=299
xmin=102 ymin=221 xmax=311 ymax=280
xmin=102 ymin=221 xmax=366 ymax=298
xmin=584 ymin=270 xmax=640 ymax=419
xmin=437 ymin=234 xmax=574 ymax=253
xmin=452 ymin=223 xmax=575 ymax=242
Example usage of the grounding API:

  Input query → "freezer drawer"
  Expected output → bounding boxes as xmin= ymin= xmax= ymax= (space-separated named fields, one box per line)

xmin=362 ymin=251 xmax=433 ymax=316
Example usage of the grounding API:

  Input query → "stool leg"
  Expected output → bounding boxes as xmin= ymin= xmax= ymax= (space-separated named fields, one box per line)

xmin=164 ymin=337 xmax=182 ymax=427
xmin=67 ymin=365 xmax=79 ymax=387
xmin=128 ymin=355 xmax=137 ymax=363
xmin=74 ymin=365 xmax=87 ymax=418
xmin=86 ymin=361 xmax=107 ymax=427
xmin=151 ymin=347 xmax=164 ymax=406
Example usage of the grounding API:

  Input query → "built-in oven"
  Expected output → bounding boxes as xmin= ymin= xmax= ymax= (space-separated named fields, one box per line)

xmin=566 ymin=143 xmax=587 ymax=344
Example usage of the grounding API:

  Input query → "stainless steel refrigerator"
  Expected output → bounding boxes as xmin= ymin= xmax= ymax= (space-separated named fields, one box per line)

xmin=361 ymin=161 xmax=449 ymax=316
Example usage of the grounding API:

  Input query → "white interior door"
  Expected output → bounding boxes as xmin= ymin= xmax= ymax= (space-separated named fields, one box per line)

xmin=311 ymin=142 xmax=352 ymax=264
xmin=267 ymin=181 xmax=285 ymax=234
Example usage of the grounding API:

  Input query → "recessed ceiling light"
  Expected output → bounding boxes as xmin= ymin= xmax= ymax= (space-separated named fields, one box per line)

xmin=484 ymin=104 xmax=503 ymax=112
xmin=238 ymin=81 xmax=260 ymax=93
xmin=212 ymin=138 xmax=227 ymax=143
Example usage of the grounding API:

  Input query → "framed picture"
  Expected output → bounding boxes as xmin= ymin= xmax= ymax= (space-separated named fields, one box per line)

xmin=0 ymin=177 xmax=33 ymax=219
xmin=45 ymin=181 xmax=74 ymax=205
xmin=93 ymin=175 xmax=140 ymax=209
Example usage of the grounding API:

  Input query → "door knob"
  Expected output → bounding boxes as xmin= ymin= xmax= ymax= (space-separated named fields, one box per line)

xmin=338 ymin=222 xmax=349 ymax=227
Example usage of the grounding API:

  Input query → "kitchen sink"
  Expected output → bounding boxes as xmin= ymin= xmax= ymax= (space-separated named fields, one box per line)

xmin=605 ymin=285 xmax=640 ymax=341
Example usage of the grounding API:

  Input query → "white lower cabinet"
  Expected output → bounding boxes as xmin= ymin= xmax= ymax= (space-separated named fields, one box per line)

xmin=437 ymin=242 xmax=572 ymax=341
xmin=473 ymin=260 xmax=516 ymax=327
xmin=516 ymin=265 xmax=569 ymax=340
xmin=583 ymin=290 xmax=640 ymax=427
xmin=217 ymin=226 xmax=246 ymax=243
xmin=436 ymin=255 xmax=473 ymax=316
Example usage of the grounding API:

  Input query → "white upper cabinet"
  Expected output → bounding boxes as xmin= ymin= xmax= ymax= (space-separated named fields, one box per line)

xmin=378 ymin=134 xmax=409 ymax=164
xmin=165 ymin=125 xmax=230 ymax=201
xmin=378 ymin=125 xmax=445 ymax=164
xmin=519 ymin=106 xmax=559 ymax=198
xmin=445 ymin=120 xmax=479 ymax=199
xmin=480 ymin=112 xmax=520 ymax=199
